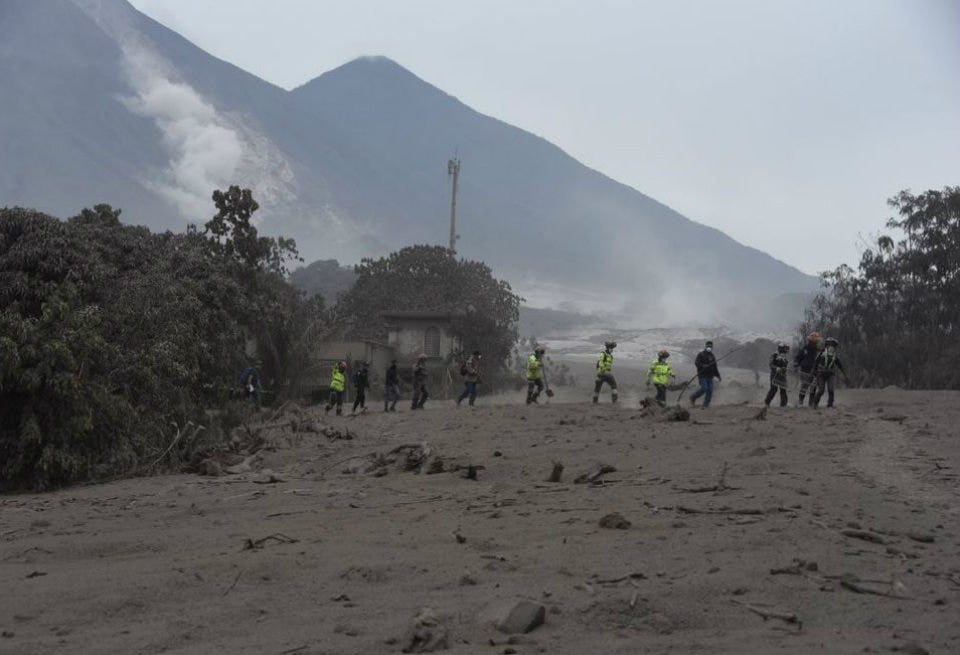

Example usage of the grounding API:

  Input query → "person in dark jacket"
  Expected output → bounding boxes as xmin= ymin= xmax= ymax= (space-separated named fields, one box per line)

xmin=689 ymin=341 xmax=721 ymax=408
xmin=764 ymin=343 xmax=790 ymax=407
xmin=457 ymin=350 xmax=482 ymax=407
xmin=411 ymin=355 xmax=429 ymax=410
xmin=812 ymin=337 xmax=848 ymax=408
xmin=351 ymin=361 xmax=370 ymax=414
xmin=238 ymin=366 xmax=262 ymax=403
xmin=384 ymin=360 xmax=400 ymax=412
xmin=794 ymin=332 xmax=822 ymax=406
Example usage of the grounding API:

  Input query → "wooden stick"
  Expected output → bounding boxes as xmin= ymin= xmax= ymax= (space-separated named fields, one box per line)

xmin=732 ymin=599 xmax=801 ymax=627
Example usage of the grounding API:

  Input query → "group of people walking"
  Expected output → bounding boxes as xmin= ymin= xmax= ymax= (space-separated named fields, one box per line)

xmin=253 ymin=333 xmax=849 ymax=416
xmin=321 ymin=350 xmax=484 ymax=416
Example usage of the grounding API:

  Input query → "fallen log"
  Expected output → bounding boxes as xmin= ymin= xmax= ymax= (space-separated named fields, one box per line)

xmin=839 ymin=529 xmax=889 ymax=545
xmin=574 ymin=464 xmax=616 ymax=484
xmin=732 ymin=599 xmax=801 ymax=628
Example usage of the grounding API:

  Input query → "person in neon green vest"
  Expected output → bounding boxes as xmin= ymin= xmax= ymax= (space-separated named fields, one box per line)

xmin=526 ymin=346 xmax=547 ymax=405
xmin=593 ymin=341 xmax=618 ymax=404
xmin=324 ymin=361 xmax=347 ymax=416
xmin=647 ymin=349 xmax=675 ymax=406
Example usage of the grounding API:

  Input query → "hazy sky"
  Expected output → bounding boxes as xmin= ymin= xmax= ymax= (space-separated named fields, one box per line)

xmin=130 ymin=0 xmax=960 ymax=275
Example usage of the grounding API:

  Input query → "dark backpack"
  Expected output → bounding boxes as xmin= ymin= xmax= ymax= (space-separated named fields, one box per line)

xmin=460 ymin=362 xmax=469 ymax=376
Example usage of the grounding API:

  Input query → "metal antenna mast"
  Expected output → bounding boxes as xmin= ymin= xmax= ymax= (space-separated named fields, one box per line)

xmin=447 ymin=156 xmax=460 ymax=253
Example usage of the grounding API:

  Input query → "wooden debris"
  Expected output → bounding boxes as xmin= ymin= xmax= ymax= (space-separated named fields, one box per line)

xmin=222 ymin=569 xmax=243 ymax=596
xmin=574 ymin=464 xmax=616 ymax=484
xmin=839 ymin=529 xmax=889 ymax=545
xmin=732 ymin=599 xmax=801 ymax=628
xmin=838 ymin=574 xmax=910 ymax=599
xmin=547 ymin=462 xmax=564 ymax=483
xmin=593 ymin=572 xmax=646 ymax=585
xmin=242 ymin=533 xmax=299 ymax=551
xmin=677 ymin=505 xmax=764 ymax=516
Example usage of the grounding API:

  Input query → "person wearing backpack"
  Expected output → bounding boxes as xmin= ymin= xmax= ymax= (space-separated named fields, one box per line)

xmin=457 ymin=350 xmax=482 ymax=407
xmin=384 ymin=360 xmax=400 ymax=412
xmin=351 ymin=361 xmax=370 ymax=414
xmin=411 ymin=355 xmax=430 ymax=410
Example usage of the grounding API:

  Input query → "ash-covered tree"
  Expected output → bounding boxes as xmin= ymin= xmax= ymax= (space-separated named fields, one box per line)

xmin=336 ymin=245 xmax=521 ymax=367
xmin=200 ymin=186 xmax=312 ymax=387
xmin=802 ymin=186 xmax=960 ymax=388
xmin=0 ymin=190 xmax=322 ymax=490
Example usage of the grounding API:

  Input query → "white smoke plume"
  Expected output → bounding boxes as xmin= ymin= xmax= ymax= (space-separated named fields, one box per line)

xmin=120 ymin=49 xmax=244 ymax=219
xmin=69 ymin=0 xmax=290 ymax=222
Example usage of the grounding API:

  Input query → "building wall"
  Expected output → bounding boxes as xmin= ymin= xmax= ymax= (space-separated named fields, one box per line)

xmin=316 ymin=341 xmax=395 ymax=373
xmin=387 ymin=319 xmax=459 ymax=358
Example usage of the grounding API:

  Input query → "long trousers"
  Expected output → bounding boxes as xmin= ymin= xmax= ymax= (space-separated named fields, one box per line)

xmin=764 ymin=384 xmax=788 ymax=407
xmin=352 ymin=387 xmax=366 ymax=412
xmin=526 ymin=378 xmax=544 ymax=404
xmin=384 ymin=384 xmax=399 ymax=411
xmin=813 ymin=374 xmax=836 ymax=407
xmin=798 ymin=369 xmax=817 ymax=406
xmin=654 ymin=384 xmax=667 ymax=404
xmin=593 ymin=373 xmax=618 ymax=403
xmin=690 ymin=376 xmax=714 ymax=407
xmin=411 ymin=384 xmax=429 ymax=409
xmin=325 ymin=389 xmax=344 ymax=415
xmin=458 ymin=381 xmax=478 ymax=406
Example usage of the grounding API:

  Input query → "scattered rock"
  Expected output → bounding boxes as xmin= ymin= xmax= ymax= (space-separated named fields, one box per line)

xmin=322 ymin=426 xmax=354 ymax=440
xmin=598 ymin=513 xmax=631 ymax=529
xmin=251 ymin=469 xmax=285 ymax=484
xmin=906 ymin=532 xmax=934 ymax=544
xmin=742 ymin=447 xmax=767 ymax=458
xmin=497 ymin=600 xmax=546 ymax=635
xmin=198 ymin=458 xmax=225 ymax=477
xmin=298 ymin=419 xmax=321 ymax=433
xmin=459 ymin=574 xmax=478 ymax=586
xmin=891 ymin=642 xmax=930 ymax=655
xmin=401 ymin=607 xmax=449 ymax=653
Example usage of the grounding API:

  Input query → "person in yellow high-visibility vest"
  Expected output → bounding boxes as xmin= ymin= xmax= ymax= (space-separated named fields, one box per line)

xmin=593 ymin=341 xmax=618 ymax=404
xmin=324 ymin=361 xmax=347 ymax=416
xmin=525 ymin=346 xmax=547 ymax=405
xmin=647 ymin=349 xmax=675 ymax=406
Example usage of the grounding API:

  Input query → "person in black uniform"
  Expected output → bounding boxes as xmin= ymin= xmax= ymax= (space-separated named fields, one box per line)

xmin=764 ymin=343 xmax=790 ymax=407
xmin=794 ymin=332 xmax=822 ymax=406
xmin=690 ymin=340 xmax=721 ymax=408
xmin=351 ymin=361 xmax=370 ymax=414
xmin=411 ymin=355 xmax=429 ymax=410
xmin=384 ymin=360 xmax=400 ymax=412
xmin=812 ymin=337 xmax=848 ymax=408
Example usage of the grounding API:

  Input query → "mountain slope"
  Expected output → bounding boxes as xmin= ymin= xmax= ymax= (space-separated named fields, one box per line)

xmin=0 ymin=0 xmax=816 ymax=321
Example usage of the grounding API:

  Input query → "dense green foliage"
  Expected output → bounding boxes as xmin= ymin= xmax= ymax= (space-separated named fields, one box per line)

xmin=336 ymin=245 xmax=522 ymax=367
xmin=802 ymin=186 xmax=960 ymax=388
xmin=0 ymin=190 xmax=319 ymax=490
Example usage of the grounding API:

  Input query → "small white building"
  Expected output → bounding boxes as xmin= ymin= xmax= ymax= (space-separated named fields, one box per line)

xmin=382 ymin=311 xmax=460 ymax=360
